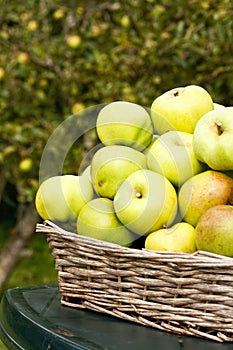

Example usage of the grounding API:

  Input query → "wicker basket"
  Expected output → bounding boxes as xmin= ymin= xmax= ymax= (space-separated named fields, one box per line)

xmin=36 ymin=220 xmax=233 ymax=342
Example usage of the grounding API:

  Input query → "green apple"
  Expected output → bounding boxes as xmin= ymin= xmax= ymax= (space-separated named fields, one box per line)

xmin=195 ymin=204 xmax=233 ymax=257
xmin=151 ymin=85 xmax=214 ymax=134
xmin=35 ymin=175 xmax=94 ymax=226
xmin=178 ymin=170 xmax=233 ymax=227
xmin=77 ymin=197 xmax=136 ymax=247
xmin=81 ymin=164 xmax=92 ymax=183
xmin=193 ymin=107 xmax=233 ymax=171
xmin=145 ymin=222 xmax=196 ymax=253
xmin=113 ymin=169 xmax=177 ymax=235
xmin=91 ymin=145 xmax=147 ymax=199
xmin=96 ymin=101 xmax=154 ymax=151
xmin=213 ymin=102 xmax=225 ymax=110
xmin=146 ymin=130 xmax=206 ymax=187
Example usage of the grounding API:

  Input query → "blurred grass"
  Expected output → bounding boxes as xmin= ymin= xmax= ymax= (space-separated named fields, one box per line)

xmin=0 ymin=340 xmax=6 ymax=349
xmin=0 ymin=220 xmax=58 ymax=349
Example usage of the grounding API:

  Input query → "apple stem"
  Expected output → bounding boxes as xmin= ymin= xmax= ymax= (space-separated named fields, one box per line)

xmin=216 ymin=120 xmax=223 ymax=135
xmin=135 ymin=192 xmax=143 ymax=198
xmin=173 ymin=90 xmax=179 ymax=97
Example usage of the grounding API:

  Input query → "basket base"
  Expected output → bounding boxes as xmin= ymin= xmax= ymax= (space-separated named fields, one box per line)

xmin=60 ymin=295 xmax=233 ymax=343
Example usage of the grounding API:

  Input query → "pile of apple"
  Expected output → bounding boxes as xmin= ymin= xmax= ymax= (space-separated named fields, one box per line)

xmin=35 ymin=85 xmax=233 ymax=257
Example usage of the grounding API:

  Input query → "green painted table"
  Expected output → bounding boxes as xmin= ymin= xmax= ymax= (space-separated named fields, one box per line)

xmin=0 ymin=285 xmax=232 ymax=350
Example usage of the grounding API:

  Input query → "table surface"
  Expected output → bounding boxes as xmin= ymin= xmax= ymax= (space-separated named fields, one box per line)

xmin=0 ymin=285 xmax=233 ymax=350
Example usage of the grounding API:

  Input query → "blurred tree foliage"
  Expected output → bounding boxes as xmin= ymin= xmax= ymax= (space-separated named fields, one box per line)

xmin=0 ymin=0 xmax=233 ymax=214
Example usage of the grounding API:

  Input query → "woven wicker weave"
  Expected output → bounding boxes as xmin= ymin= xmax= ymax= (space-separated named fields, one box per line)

xmin=36 ymin=220 xmax=233 ymax=342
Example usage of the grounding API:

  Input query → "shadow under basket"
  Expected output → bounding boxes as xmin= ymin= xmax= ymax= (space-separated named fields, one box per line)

xmin=36 ymin=220 xmax=233 ymax=343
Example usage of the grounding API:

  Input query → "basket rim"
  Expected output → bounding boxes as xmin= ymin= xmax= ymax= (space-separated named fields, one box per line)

xmin=36 ymin=220 xmax=233 ymax=264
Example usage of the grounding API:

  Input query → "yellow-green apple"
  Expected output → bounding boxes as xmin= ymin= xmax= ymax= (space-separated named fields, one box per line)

xmin=113 ymin=169 xmax=177 ymax=235
xmin=19 ymin=158 xmax=33 ymax=173
xmin=35 ymin=175 xmax=94 ymax=227
xmin=151 ymin=85 xmax=214 ymax=134
xmin=213 ymin=102 xmax=225 ymax=110
xmin=178 ymin=170 xmax=233 ymax=227
xmin=27 ymin=20 xmax=38 ymax=31
xmin=0 ymin=67 xmax=5 ymax=80
xmin=66 ymin=35 xmax=82 ymax=48
xmin=53 ymin=8 xmax=65 ymax=20
xmin=120 ymin=15 xmax=130 ymax=28
xmin=17 ymin=52 xmax=30 ymax=64
xmin=77 ymin=197 xmax=136 ymax=246
xmin=193 ymin=107 xmax=233 ymax=171
xmin=145 ymin=222 xmax=196 ymax=253
xmin=195 ymin=204 xmax=233 ymax=257
xmin=91 ymin=145 xmax=147 ymax=199
xmin=81 ymin=165 xmax=92 ymax=183
xmin=146 ymin=130 xmax=206 ymax=187
xmin=96 ymin=101 xmax=153 ymax=151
